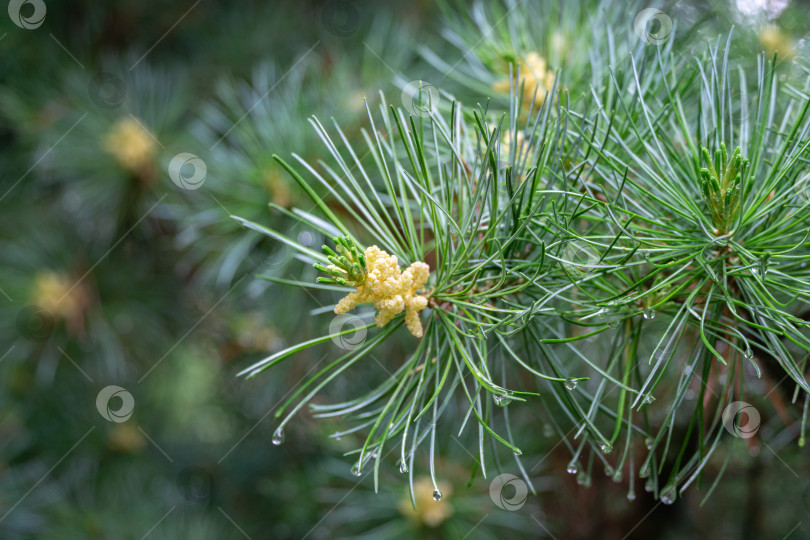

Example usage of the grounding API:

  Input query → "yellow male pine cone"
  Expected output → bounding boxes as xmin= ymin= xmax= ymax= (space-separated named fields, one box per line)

xmin=316 ymin=238 xmax=430 ymax=337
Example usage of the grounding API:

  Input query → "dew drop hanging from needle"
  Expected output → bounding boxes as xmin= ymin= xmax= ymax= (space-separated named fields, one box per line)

xmin=660 ymin=486 xmax=677 ymax=505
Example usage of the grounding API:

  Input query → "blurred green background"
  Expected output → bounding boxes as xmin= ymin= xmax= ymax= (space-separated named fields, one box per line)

xmin=1 ymin=0 xmax=808 ymax=538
